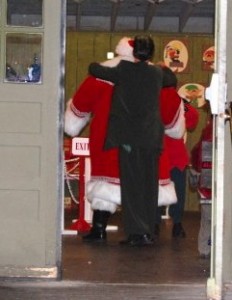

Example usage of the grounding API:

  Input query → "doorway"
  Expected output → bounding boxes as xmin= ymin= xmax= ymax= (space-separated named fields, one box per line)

xmin=62 ymin=1 xmax=232 ymax=300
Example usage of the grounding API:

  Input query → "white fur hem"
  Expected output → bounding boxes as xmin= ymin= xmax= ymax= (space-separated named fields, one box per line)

xmin=87 ymin=179 xmax=177 ymax=210
xmin=64 ymin=104 xmax=90 ymax=137
xmin=158 ymin=181 xmax=177 ymax=207
xmin=86 ymin=180 xmax=121 ymax=213
xmin=91 ymin=198 xmax=118 ymax=214
xmin=165 ymin=101 xmax=185 ymax=139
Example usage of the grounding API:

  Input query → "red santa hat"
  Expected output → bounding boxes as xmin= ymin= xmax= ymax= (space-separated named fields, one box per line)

xmin=157 ymin=63 xmax=186 ymax=139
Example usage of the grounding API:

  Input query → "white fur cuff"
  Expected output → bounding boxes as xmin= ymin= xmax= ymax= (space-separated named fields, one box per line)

xmin=64 ymin=106 xmax=90 ymax=137
xmin=165 ymin=101 xmax=185 ymax=139
xmin=87 ymin=180 xmax=121 ymax=214
xmin=158 ymin=181 xmax=177 ymax=207
xmin=91 ymin=198 xmax=118 ymax=214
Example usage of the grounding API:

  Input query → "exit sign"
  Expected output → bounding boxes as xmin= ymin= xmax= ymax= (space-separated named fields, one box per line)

xmin=72 ymin=137 xmax=90 ymax=156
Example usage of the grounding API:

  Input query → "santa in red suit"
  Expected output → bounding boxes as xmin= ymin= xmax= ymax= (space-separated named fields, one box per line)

xmin=64 ymin=37 xmax=185 ymax=242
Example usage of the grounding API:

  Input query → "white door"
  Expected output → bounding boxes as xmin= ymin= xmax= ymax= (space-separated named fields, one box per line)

xmin=0 ymin=0 xmax=65 ymax=278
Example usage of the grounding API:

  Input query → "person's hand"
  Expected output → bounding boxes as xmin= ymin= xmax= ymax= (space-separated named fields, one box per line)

xmin=188 ymin=167 xmax=200 ymax=189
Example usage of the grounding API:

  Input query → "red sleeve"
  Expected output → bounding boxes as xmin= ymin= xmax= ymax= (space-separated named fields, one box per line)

xmin=71 ymin=76 xmax=103 ymax=114
xmin=159 ymin=87 xmax=181 ymax=126
xmin=191 ymin=141 xmax=202 ymax=172
xmin=184 ymin=102 xmax=199 ymax=130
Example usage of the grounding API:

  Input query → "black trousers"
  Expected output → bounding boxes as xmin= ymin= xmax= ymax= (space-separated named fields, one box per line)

xmin=168 ymin=167 xmax=187 ymax=224
xmin=119 ymin=146 xmax=159 ymax=237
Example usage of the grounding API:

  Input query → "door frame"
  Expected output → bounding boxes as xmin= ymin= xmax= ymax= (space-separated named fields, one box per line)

xmin=207 ymin=0 xmax=232 ymax=299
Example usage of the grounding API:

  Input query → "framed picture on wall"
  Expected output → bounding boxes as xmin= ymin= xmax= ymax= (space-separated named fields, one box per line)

xmin=202 ymin=45 xmax=215 ymax=71
xmin=178 ymin=82 xmax=206 ymax=108
xmin=163 ymin=38 xmax=190 ymax=74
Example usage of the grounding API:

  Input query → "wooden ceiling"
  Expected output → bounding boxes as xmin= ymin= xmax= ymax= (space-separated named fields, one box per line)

xmin=67 ymin=0 xmax=215 ymax=32
xmin=6 ymin=0 xmax=215 ymax=33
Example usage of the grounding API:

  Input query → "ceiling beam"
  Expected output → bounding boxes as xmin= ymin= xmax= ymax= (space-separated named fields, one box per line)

xmin=179 ymin=2 xmax=194 ymax=32
xmin=110 ymin=0 xmax=123 ymax=32
xmin=73 ymin=0 xmax=85 ymax=30
xmin=144 ymin=0 xmax=160 ymax=31
xmin=179 ymin=0 xmax=204 ymax=32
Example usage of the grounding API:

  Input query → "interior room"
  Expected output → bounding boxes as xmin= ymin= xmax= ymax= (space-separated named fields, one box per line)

xmin=63 ymin=0 xmax=215 ymax=285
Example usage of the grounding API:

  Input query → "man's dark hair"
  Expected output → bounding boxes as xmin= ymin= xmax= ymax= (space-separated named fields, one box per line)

xmin=133 ymin=35 xmax=155 ymax=62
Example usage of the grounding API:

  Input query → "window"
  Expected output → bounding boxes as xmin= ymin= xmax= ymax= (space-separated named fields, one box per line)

xmin=7 ymin=0 xmax=42 ymax=27
xmin=6 ymin=33 xmax=42 ymax=82
xmin=2 ymin=0 xmax=43 ymax=83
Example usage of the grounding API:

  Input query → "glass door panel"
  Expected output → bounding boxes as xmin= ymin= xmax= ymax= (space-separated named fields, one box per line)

xmin=7 ymin=0 xmax=43 ymax=27
xmin=5 ymin=33 xmax=42 ymax=83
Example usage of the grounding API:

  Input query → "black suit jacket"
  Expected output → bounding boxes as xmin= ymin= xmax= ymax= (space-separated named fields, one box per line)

xmin=89 ymin=60 xmax=164 ymax=151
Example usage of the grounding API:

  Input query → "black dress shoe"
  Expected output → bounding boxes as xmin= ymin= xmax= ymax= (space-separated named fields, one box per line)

xmin=172 ymin=223 xmax=186 ymax=238
xmin=120 ymin=234 xmax=154 ymax=247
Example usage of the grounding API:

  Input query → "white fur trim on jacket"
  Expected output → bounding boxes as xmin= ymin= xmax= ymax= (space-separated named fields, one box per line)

xmin=87 ymin=178 xmax=176 ymax=211
xmin=86 ymin=180 xmax=121 ymax=214
xmin=64 ymin=99 xmax=91 ymax=137
xmin=90 ymin=198 xmax=118 ymax=214
xmin=165 ymin=101 xmax=185 ymax=139
xmin=158 ymin=181 xmax=177 ymax=207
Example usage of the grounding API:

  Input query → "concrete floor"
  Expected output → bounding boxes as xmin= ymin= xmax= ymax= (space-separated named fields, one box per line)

xmin=1 ymin=211 xmax=232 ymax=299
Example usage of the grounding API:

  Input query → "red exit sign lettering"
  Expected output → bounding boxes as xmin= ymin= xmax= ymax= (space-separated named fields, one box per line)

xmin=72 ymin=137 xmax=90 ymax=156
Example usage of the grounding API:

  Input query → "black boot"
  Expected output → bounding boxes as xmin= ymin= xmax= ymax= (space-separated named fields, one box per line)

xmin=82 ymin=210 xmax=111 ymax=242
xmin=172 ymin=222 xmax=186 ymax=238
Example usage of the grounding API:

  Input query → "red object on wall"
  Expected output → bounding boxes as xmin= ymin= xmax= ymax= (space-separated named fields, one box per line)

xmin=64 ymin=137 xmax=91 ymax=232
xmin=69 ymin=156 xmax=91 ymax=232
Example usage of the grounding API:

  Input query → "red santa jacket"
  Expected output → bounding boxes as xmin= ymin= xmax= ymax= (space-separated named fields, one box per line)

xmin=65 ymin=76 xmax=121 ymax=213
xmin=158 ymin=86 xmax=185 ymax=181
xmin=68 ymin=76 xmax=119 ymax=183
xmin=165 ymin=101 xmax=199 ymax=171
